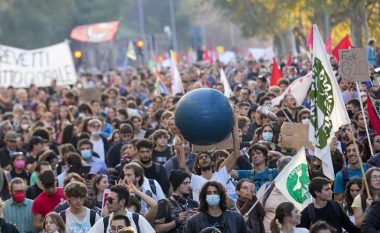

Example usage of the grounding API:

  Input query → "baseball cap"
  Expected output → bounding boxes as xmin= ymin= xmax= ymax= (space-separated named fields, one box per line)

xmin=29 ymin=136 xmax=48 ymax=148
xmin=5 ymin=131 xmax=19 ymax=142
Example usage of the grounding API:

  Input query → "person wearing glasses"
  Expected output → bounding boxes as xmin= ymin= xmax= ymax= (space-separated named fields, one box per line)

xmin=352 ymin=167 xmax=380 ymax=227
xmin=185 ymin=181 xmax=250 ymax=233
xmin=88 ymin=185 xmax=154 ymax=233
xmin=3 ymin=178 xmax=34 ymax=233
xmin=235 ymin=179 xmax=265 ymax=233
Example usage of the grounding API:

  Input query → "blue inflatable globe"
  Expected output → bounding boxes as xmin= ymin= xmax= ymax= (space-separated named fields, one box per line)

xmin=175 ymin=88 xmax=234 ymax=145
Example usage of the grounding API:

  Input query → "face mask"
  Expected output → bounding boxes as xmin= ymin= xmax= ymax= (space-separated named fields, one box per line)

xmin=81 ymin=150 xmax=92 ymax=160
xmin=14 ymin=160 xmax=25 ymax=169
xmin=91 ymin=131 xmax=102 ymax=137
xmin=302 ymin=119 xmax=309 ymax=124
xmin=262 ymin=132 xmax=273 ymax=142
xmin=206 ymin=194 xmax=220 ymax=207
xmin=21 ymin=124 xmax=29 ymax=130
xmin=12 ymin=192 xmax=25 ymax=203
xmin=347 ymin=110 xmax=354 ymax=119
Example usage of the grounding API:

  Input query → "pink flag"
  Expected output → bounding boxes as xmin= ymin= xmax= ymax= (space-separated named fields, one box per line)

xmin=306 ymin=25 xmax=313 ymax=49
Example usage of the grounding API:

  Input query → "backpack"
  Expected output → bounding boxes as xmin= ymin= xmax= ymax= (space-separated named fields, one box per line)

xmin=59 ymin=208 xmax=97 ymax=226
xmin=341 ymin=164 xmax=368 ymax=190
xmin=148 ymin=179 xmax=157 ymax=196
xmin=103 ymin=213 xmax=140 ymax=233
xmin=307 ymin=200 xmax=342 ymax=225
xmin=249 ymin=168 xmax=275 ymax=187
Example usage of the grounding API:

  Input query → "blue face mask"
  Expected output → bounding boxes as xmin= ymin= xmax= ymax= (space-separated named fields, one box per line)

xmin=206 ymin=194 xmax=220 ymax=207
xmin=262 ymin=132 xmax=273 ymax=142
xmin=91 ymin=131 xmax=102 ymax=137
xmin=81 ymin=149 xmax=92 ymax=160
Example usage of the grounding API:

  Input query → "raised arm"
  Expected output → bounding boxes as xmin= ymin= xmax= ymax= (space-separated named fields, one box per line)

xmin=174 ymin=134 xmax=192 ymax=175
xmin=221 ymin=116 xmax=241 ymax=173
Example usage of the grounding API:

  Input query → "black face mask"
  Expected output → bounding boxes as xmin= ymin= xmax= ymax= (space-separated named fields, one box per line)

xmin=347 ymin=110 xmax=354 ymax=119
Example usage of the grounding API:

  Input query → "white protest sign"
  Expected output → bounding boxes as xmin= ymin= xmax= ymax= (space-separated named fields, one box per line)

xmin=0 ymin=41 xmax=77 ymax=88
xmin=339 ymin=48 xmax=369 ymax=82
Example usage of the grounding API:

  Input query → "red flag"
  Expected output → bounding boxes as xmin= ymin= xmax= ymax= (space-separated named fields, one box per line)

xmin=286 ymin=52 xmax=292 ymax=66
xmin=70 ymin=20 xmax=120 ymax=43
xmin=367 ymin=96 xmax=380 ymax=136
xmin=306 ymin=25 xmax=313 ymax=49
xmin=332 ymin=34 xmax=352 ymax=61
xmin=325 ymin=34 xmax=332 ymax=55
xmin=203 ymin=48 xmax=211 ymax=61
xmin=270 ymin=58 xmax=282 ymax=86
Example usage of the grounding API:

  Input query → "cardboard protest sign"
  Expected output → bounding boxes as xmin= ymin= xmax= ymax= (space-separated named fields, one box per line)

xmin=79 ymin=87 xmax=102 ymax=102
xmin=280 ymin=122 xmax=313 ymax=149
xmin=339 ymin=48 xmax=369 ymax=82
xmin=0 ymin=41 xmax=77 ymax=88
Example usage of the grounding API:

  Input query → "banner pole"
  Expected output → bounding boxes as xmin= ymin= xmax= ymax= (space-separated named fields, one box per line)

xmin=355 ymin=82 xmax=374 ymax=157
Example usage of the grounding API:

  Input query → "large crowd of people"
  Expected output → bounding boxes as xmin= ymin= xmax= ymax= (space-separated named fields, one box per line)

xmin=0 ymin=44 xmax=379 ymax=233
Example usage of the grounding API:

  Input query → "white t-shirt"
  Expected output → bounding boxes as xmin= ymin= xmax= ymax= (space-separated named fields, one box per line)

xmin=140 ymin=177 xmax=165 ymax=214
xmin=65 ymin=208 xmax=100 ymax=233
xmin=92 ymin=138 xmax=105 ymax=161
xmin=88 ymin=211 xmax=155 ymax=233
xmin=191 ymin=166 xmax=231 ymax=202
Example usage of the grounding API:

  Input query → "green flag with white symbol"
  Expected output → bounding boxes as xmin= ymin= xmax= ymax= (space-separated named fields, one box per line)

xmin=274 ymin=147 xmax=311 ymax=210
xmin=309 ymin=25 xmax=351 ymax=180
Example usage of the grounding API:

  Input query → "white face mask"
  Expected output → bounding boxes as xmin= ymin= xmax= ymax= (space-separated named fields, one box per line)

xmin=302 ymin=119 xmax=309 ymax=124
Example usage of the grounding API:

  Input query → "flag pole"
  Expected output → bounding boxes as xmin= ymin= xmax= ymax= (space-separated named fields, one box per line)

xmin=244 ymin=182 xmax=275 ymax=216
xmin=355 ymin=82 xmax=374 ymax=157
xmin=347 ymin=122 xmax=371 ymax=199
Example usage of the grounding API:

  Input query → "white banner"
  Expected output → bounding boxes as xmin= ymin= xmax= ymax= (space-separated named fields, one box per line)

xmin=0 ymin=41 xmax=77 ymax=88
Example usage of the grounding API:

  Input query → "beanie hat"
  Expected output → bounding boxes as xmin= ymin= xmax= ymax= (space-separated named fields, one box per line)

xmin=169 ymin=170 xmax=191 ymax=191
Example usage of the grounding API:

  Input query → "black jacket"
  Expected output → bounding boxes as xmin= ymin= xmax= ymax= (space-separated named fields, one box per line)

xmin=362 ymin=199 xmax=380 ymax=233
xmin=185 ymin=211 xmax=251 ymax=233
xmin=0 ymin=218 xmax=19 ymax=233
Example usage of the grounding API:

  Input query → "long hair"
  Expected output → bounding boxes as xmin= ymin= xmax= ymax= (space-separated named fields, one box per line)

xmin=270 ymin=202 xmax=295 ymax=233
xmin=343 ymin=178 xmax=362 ymax=215
xmin=361 ymin=167 xmax=380 ymax=209
xmin=193 ymin=152 xmax=213 ymax=175
xmin=43 ymin=212 xmax=67 ymax=233
xmin=198 ymin=181 xmax=227 ymax=213
xmin=92 ymin=174 xmax=108 ymax=197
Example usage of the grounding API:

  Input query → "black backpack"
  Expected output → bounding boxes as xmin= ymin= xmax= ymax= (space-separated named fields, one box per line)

xmin=103 ymin=213 xmax=140 ymax=233
xmin=59 ymin=209 xmax=97 ymax=227
xmin=148 ymin=179 xmax=157 ymax=196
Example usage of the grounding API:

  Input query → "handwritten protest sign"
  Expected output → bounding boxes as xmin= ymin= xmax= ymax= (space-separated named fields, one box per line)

xmin=0 ymin=41 xmax=77 ymax=88
xmin=339 ymin=48 xmax=369 ymax=82
xmin=280 ymin=122 xmax=313 ymax=149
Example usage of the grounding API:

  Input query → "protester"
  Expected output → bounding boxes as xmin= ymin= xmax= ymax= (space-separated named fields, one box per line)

xmin=299 ymin=177 xmax=360 ymax=233
xmin=59 ymin=181 xmax=100 ymax=232
xmin=270 ymin=202 xmax=308 ymax=233
xmin=185 ymin=181 xmax=250 ymax=233
xmin=342 ymin=178 xmax=362 ymax=224
xmin=3 ymin=178 xmax=35 ymax=233
xmin=155 ymin=170 xmax=198 ymax=233
xmin=352 ymin=167 xmax=380 ymax=226
xmin=88 ymin=185 xmax=155 ymax=233
xmin=43 ymin=212 xmax=67 ymax=233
